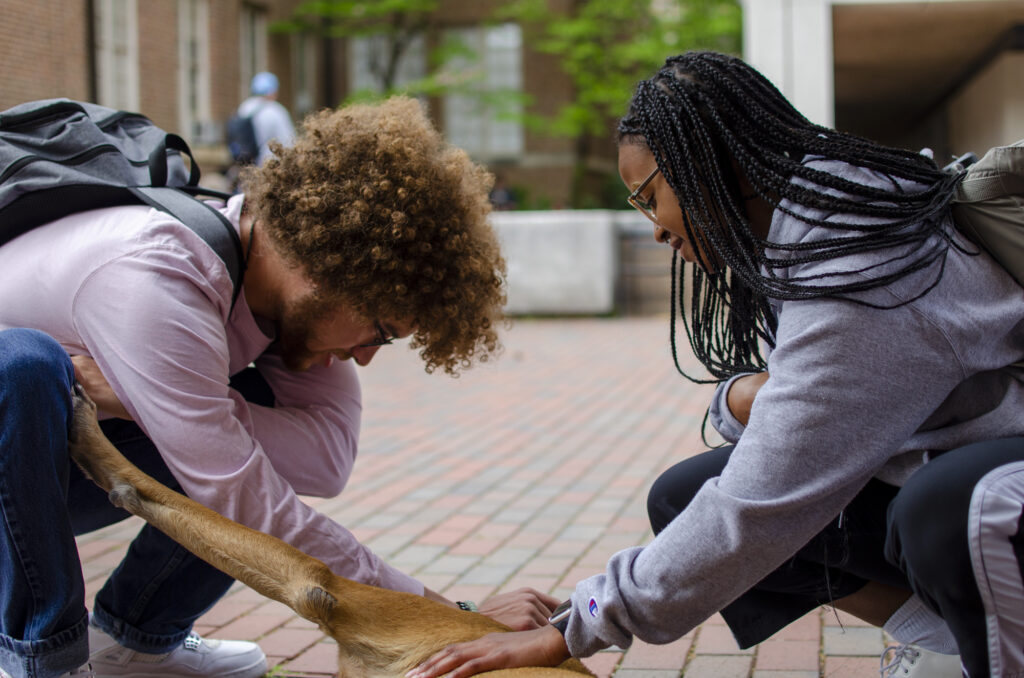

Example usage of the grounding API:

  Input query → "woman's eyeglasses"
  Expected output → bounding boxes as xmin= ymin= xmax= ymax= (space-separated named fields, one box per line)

xmin=626 ymin=166 xmax=661 ymax=223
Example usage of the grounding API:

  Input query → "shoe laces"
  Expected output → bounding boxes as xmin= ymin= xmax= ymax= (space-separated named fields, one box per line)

xmin=183 ymin=632 xmax=204 ymax=652
xmin=880 ymin=643 xmax=921 ymax=676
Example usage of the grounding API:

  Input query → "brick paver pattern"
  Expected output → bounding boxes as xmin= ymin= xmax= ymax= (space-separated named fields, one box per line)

xmin=74 ymin=318 xmax=892 ymax=677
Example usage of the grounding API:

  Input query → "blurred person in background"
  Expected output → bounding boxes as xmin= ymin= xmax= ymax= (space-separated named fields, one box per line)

xmin=236 ymin=72 xmax=296 ymax=167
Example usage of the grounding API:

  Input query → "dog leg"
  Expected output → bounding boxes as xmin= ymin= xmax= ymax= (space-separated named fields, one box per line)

xmin=68 ymin=385 xmax=340 ymax=626
xmin=69 ymin=386 xmax=593 ymax=677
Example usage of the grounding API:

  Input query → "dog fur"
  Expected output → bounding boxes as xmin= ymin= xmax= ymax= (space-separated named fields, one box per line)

xmin=67 ymin=386 xmax=593 ymax=678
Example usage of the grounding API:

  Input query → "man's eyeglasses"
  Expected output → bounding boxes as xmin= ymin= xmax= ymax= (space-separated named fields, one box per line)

xmin=358 ymin=321 xmax=394 ymax=348
xmin=626 ymin=166 xmax=661 ymax=223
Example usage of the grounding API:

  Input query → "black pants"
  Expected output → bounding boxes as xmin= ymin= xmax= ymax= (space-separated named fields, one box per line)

xmin=647 ymin=438 xmax=1024 ymax=678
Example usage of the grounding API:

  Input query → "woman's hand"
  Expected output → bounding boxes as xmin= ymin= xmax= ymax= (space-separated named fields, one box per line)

xmin=478 ymin=588 xmax=561 ymax=630
xmin=726 ymin=371 xmax=769 ymax=426
xmin=422 ymin=587 xmax=559 ymax=630
xmin=406 ymin=626 xmax=570 ymax=678
xmin=70 ymin=355 xmax=132 ymax=420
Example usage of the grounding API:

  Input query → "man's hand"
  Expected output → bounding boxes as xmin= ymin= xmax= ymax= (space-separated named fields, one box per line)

xmin=478 ymin=587 xmax=561 ymax=630
xmin=70 ymin=355 xmax=132 ymax=420
xmin=726 ymin=371 xmax=769 ymax=426
xmin=405 ymin=625 xmax=570 ymax=678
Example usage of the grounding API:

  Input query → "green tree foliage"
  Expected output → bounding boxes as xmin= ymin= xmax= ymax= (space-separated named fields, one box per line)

xmin=500 ymin=0 xmax=741 ymax=206
xmin=276 ymin=0 xmax=500 ymax=103
xmin=503 ymin=0 xmax=740 ymax=137
xmin=276 ymin=1 xmax=741 ymax=208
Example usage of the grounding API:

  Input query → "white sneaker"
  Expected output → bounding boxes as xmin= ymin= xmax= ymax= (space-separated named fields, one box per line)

xmin=0 ymin=664 xmax=94 ymax=678
xmin=880 ymin=643 xmax=963 ymax=677
xmin=87 ymin=624 xmax=267 ymax=678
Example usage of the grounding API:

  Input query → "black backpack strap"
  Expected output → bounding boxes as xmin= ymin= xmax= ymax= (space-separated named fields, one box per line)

xmin=148 ymin=133 xmax=202 ymax=187
xmin=129 ymin=186 xmax=245 ymax=309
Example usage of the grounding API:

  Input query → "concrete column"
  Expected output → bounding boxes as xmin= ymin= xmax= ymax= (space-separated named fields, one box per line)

xmin=741 ymin=0 xmax=835 ymax=127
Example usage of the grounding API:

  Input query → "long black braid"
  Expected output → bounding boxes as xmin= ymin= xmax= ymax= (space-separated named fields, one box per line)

xmin=618 ymin=51 xmax=968 ymax=383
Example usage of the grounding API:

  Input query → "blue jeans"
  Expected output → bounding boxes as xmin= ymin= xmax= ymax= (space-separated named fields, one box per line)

xmin=0 ymin=329 xmax=242 ymax=678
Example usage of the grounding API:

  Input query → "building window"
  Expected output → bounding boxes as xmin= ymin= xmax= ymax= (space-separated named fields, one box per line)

xmin=177 ymin=0 xmax=213 ymax=144
xmin=239 ymin=4 xmax=269 ymax=102
xmin=293 ymin=31 xmax=318 ymax=117
xmin=442 ymin=23 xmax=524 ymax=159
xmin=347 ymin=33 xmax=426 ymax=96
xmin=94 ymin=0 xmax=139 ymax=110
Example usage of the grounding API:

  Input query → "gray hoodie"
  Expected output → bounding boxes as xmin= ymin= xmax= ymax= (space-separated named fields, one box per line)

xmin=564 ymin=157 xmax=1024 ymax=656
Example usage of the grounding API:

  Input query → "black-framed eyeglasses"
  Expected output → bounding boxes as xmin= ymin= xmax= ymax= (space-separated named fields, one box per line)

xmin=626 ymin=166 xmax=661 ymax=223
xmin=358 ymin=321 xmax=394 ymax=348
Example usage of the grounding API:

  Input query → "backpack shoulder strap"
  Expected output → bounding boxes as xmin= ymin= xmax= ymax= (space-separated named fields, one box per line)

xmin=129 ymin=186 xmax=245 ymax=309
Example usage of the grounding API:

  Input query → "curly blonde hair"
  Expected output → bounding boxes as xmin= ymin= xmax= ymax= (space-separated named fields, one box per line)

xmin=242 ymin=97 xmax=507 ymax=375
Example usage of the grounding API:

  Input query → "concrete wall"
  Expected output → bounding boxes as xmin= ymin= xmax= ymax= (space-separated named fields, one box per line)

xmin=490 ymin=210 xmax=672 ymax=316
xmin=490 ymin=211 xmax=618 ymax=315
xmin=949 ymin=51 xmax=1024 ymax=155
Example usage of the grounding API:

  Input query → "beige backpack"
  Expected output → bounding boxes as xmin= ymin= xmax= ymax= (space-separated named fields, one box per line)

xmin=949 ymin=140 xmax=1024 ymax=368
xmin=951 ymin=139 xmax=1024 ymax=288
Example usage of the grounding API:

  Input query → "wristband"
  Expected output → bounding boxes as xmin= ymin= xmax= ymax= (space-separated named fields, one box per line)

xmin=456 ymin=600 xmax=478 ymax=613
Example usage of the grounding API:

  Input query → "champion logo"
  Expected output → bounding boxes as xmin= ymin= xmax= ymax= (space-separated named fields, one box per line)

xmin=588 ymin=598 xmax=599 ymax=617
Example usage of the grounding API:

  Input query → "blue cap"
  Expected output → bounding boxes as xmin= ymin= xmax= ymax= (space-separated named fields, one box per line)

xmin=251 ymin=72 xmax=279 ymax=96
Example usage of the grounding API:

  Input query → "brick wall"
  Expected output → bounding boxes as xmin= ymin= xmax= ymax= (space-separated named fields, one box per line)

xmin=136 ymin=0 xmax=179 ymax=132
xmin=0 ymin=0 xmax=613 ymax=209
xmin=0 ymin=1 xmax=290 ymax=131
xmin=0 ymin=0 xmax=89 ymax=110
xmin=208 ymin=0 xmax=241 ymax=123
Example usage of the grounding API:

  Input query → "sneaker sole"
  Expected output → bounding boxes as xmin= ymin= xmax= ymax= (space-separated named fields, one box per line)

xmin=88 ymin=657 xmax=267 ymax=678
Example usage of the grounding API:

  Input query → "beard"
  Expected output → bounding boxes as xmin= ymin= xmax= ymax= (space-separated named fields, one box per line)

xmin=274 ymin=293 xmax=339 ymax=371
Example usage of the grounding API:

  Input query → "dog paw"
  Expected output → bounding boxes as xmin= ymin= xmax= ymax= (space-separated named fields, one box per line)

xmin=108 ymin=481 xmax=143 ymax=513
xmin=68 ymin=383 xmax=120 ymax=490
xmin=72 ymin=382 xmax=96 ymax=410
xmin=70 ymin=383 xmax=99 ymax=439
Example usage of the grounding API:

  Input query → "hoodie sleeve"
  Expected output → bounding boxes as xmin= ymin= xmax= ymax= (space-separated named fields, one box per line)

xmin=707 ymin=374 xmax=750 ymax=443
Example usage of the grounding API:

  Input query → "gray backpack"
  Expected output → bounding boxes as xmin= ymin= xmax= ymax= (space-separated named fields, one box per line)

xmin=0 ymin=98 xmax=243 ymax=306
xmin=950 ymin=139 xmax=1024 ymax=289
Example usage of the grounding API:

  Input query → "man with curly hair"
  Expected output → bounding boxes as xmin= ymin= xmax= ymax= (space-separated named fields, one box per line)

xmin=0 ymin=97 xmax=555 ymax=678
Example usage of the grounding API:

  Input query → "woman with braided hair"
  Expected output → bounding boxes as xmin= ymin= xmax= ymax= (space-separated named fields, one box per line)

xmin=409 ymin=52 xmax=1024 ymax=678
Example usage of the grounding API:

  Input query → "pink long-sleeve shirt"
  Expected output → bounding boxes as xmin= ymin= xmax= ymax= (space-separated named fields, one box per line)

xmin=0 ymin=195 xmax=423 ymax=595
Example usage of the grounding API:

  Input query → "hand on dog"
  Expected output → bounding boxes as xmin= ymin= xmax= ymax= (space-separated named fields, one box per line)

xmin=71 ymin=355 xmax=132 ymax=420
xmin=478 ymin=587 xmax=561 ymax=630
xmin=406 ymin=625 xmax=570 ymax=678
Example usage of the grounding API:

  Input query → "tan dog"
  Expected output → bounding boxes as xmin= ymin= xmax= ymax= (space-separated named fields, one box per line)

xmin=68 ymin=387 xmax=593 ymax=678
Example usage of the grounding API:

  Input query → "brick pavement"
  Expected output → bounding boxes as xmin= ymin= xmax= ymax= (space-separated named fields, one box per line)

xmin=73 ymin=317 xmax=892 ymax=677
